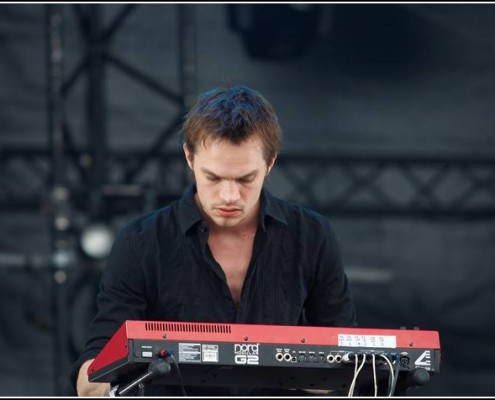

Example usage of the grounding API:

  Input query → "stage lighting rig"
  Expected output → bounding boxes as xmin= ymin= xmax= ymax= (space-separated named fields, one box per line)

xmin=79 ymin=223 xmax=115 ymax=260
xmin=227 ymin=4 xmax=322 ymax=61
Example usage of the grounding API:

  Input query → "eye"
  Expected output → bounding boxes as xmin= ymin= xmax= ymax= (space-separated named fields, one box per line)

xmin=238 ymin=175 xmax=255 ymax=184
xmin=206 ymin=175 xmax=220 ymax=182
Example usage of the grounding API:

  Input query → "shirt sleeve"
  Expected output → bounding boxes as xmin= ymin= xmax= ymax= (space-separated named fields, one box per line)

xmin=304 ymin=218 xmax=358 ymax=327
xmin=70 ymin=225 xmax=149 ymax=392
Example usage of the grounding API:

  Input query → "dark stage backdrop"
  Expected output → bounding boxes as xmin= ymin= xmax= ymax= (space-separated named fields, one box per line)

xmin=1 ymin=3 xmax=495 ymax=396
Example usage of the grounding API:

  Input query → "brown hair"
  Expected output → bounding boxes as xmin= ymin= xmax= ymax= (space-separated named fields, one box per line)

xmin=182 ymin=85 xmax=282 ymax=163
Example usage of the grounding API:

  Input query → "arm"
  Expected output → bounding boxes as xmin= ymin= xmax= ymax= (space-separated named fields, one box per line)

xmin=305 ymin=218 xmax=357 ymax=327
xmin=76 ymin=359 xmax=110 ymax=396
xmin=71 ymin=225 xmax=151 ymax=394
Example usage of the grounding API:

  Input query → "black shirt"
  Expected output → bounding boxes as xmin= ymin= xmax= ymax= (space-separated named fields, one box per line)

xmin=71 ymin=185 xmax=357 ymax=396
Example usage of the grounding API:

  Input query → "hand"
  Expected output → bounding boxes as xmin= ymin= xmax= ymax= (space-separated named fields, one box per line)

xmin=76 ymin=359 xmax=111 ymax=396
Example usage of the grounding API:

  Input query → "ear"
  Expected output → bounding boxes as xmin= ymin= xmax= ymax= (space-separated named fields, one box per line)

xmin=266 ymin=155 xmax=277 ymax=175
xmin=183 ymin=143 xmax=194 ymax=170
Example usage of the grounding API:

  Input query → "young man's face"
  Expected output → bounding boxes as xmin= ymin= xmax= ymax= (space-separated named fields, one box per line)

xmin=184 ymin=136 xmax=275 ymax=230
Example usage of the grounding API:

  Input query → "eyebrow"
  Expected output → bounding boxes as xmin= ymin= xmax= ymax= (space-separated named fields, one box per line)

xmin=200 ymin=167 xmax=258 ymax=180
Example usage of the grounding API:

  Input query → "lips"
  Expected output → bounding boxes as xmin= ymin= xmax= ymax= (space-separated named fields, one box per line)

xmin=216 ymin=207 xmax=241 ymax=217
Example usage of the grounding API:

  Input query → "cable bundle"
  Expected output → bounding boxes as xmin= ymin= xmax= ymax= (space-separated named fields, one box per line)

xmin=347 ymin=352 xmax=401 ymax=397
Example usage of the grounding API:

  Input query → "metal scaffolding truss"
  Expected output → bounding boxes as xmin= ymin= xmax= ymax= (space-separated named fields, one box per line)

xmin=273 ymin=153 xmax=495 ymax=219
xmin=2 ymin=148 xmax=495 ymax=219
xmin=51 ymin=4 xmax=196 ymax=219
xmin=0 ymin=4 xmax=198 ymax=395
xmin=2 ymin=4 xmax=495 ymax=222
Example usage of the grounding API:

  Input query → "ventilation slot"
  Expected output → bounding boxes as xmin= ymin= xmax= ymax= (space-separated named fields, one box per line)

xmin=145 ymin=322 xmax=232 ymax=334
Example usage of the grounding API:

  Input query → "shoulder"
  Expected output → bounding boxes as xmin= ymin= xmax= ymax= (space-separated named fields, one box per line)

xmin=268 ymin=191 xmax=335 ymax=233
xmin=119 ymin=200 xmax=181 ymax=241
xmin=267 ymin=193 xmax=343 ymax=264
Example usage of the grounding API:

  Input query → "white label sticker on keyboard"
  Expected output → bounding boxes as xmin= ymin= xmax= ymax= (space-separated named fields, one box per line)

xmin=338 ymin=334 xmax=397 ymax=348
xmin=202 ymin=344 xmax=219 ymax=362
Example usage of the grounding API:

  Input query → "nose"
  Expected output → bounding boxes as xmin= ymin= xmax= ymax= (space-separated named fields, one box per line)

xmin=219 ymin=180 xmax=241 ymax=204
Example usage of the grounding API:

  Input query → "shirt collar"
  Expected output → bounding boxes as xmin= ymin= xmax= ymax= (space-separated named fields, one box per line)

xmin=177 ymin=184 xmax=288 ymax=235
xmin=259 ymin=187 xmax=288 ymax=230
xmin=178 ymin=185 xmax=204 ymax=234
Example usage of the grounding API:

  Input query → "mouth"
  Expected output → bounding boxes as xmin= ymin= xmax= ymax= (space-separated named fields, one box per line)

xmin=216 ymin=207 xmax=241 ymax=217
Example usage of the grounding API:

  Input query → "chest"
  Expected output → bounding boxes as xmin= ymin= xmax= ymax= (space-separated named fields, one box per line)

xmin=208 ymin=232 xmax=256 ymax=304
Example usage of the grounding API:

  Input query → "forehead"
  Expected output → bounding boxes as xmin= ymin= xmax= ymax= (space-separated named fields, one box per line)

xmin=194 ymin=137 xmax=266 ymax=175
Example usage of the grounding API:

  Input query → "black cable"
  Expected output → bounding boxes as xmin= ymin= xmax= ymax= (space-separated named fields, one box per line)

xmin=389 ymin=355 xmax=401 ymax=396
xmin=169 ymin=353 xmax=187 ymax=396
xmin=118 ymin=357 xmax=171 ymax=396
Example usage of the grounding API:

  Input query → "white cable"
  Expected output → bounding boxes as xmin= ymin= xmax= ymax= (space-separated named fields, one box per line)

xmin=372 ymin=353 xmax=377 ymax=397
xmin=347 ymin=353 xmax=359 ymax=397
xmin=352 ymin=353 xmax=359 ymax=396
xmin=379 ymin=354 xmax=395 ymax=397
xmin=349 ymin=354 xmax=359 ymax=396
xmin=347 ymin=353 xmax=367 ymax=397
xmin=355 ymin=354 xmax=368 ymax=394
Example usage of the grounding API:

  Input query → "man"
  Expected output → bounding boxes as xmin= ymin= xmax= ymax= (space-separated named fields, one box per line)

xmin=73 ymin=85 xmax=357 ymax=396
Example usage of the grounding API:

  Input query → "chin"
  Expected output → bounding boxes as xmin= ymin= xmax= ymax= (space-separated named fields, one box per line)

xmin=213 ymin=217 xmax=242 ymax=228
xmin=216 ymin=220 xmax=239 ymax=228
